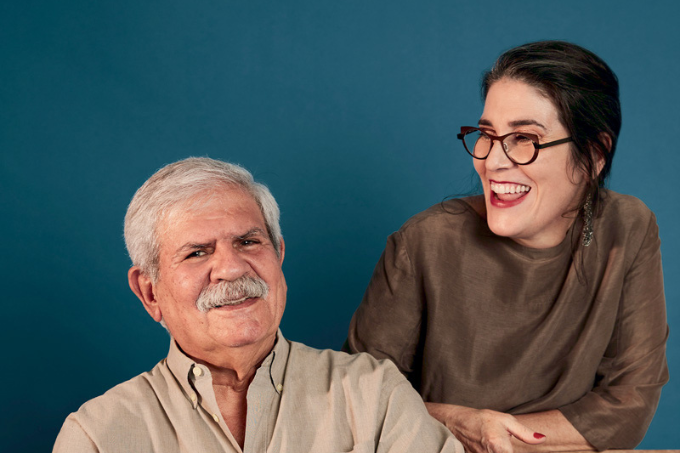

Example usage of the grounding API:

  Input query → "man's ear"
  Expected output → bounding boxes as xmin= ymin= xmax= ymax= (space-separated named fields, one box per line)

xmin=128 ymin=266 xmax=163 ymax=322
xmin=278 ymin=237 xmax=285 ymax=265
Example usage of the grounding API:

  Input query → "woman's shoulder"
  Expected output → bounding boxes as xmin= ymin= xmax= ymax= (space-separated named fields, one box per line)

xmin=599 ymin=190 xmax=656 ymax=228
xmin=389 ymin=196 xmax=490 ymax=256
xmin=400 ymin=195 xmax=486 ymax=233
xmin=596 ymin=190 xmax=660 ymax=261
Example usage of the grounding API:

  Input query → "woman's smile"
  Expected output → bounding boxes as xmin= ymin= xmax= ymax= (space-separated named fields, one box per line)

xmin=489 ymin=180 xmax=531 ymax=206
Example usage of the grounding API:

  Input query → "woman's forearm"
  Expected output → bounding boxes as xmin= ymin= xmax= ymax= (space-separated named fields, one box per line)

xmin=426 ymin=403 xmax=595 ymax=453
xmin=512 ymin=410 xmax=594 ymax=452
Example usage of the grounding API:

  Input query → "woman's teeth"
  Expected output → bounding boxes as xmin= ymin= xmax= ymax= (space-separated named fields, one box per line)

xmin=490 ymin=182 xmax=531 ymax=194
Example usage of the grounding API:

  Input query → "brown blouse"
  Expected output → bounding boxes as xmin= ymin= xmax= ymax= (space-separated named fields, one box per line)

xmin=345 ymin=190 xmax=669 ymax=451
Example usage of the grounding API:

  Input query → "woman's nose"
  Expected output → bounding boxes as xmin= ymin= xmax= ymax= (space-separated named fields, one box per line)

xmin=485 ymin=139 xmax=514 ymax=171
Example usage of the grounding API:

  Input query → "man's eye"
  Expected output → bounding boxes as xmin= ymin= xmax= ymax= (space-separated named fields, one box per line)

xmin=186 ymin=250 xmax=207 ymax=259
xmin=241 ymin=239 xmax=260 ymax=247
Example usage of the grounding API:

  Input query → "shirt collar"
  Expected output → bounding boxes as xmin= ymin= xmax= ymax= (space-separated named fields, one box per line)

xmin=166 ymin=329 xmax=291 ymax=407
xmin=268 ymin=329 xmax=290 ymax=395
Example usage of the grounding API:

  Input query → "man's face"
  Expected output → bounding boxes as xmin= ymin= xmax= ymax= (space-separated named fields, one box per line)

xmin=149 ymin=186 xmax=286 ymax=365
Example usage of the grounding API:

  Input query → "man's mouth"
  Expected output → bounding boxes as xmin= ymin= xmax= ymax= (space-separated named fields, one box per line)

xmin=214 ymin=296 xmax=253 ymax=308
xmin=490 ymin=181 xmax=531 ymax=202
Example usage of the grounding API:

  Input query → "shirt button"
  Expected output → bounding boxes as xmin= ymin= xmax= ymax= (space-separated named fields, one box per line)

xmin=212 ymin=413 xmax=220 ymax=423
xmin=276 ymin=383 xmax=283 ymax=392
xmin=193 ymin=366 xmax=203 ymax=377
xmin=190 ymin=394 xmax=197 ymax=402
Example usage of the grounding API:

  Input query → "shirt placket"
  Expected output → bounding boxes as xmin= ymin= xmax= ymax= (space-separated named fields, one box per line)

xmin=243 ymin=354 xmax=282 ymax=452
xmin=190 ymin=363 xmax=243 ymax=452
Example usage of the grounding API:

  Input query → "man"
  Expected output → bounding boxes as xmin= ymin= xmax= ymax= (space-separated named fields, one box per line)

xmin=53 ymin=157 xmax=462 ymax=452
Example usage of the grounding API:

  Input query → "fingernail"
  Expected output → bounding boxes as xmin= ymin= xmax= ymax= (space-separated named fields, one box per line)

xmin=534 ymin=433 xmax=546 ymax=439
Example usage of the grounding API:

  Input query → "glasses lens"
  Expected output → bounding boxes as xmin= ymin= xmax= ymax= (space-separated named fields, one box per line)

xmin=504 ymin=133 xmax=537 ymax=164
xmin=463 ymin=130 xmax=491 ymax=158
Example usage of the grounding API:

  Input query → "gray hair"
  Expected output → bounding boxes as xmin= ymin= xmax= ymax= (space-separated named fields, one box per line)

xmin=124 ymin=157 xmax=282 ymax=282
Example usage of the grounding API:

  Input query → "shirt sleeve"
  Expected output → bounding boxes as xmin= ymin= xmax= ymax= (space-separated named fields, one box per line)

xmin=559 ymin=212 xmax=669 ymax=450
xmin=53 ymin=415 xmax=99 ymax=453
xmin=345 ymin=231 xmax=424 ymax=378
xmin=376 ymin=362 xmax=465 ymax=453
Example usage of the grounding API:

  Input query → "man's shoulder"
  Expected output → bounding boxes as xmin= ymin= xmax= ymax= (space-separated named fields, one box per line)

xmin=283 ymin=340 xmax=413 ymax=417
xmin=65 ymin=360 xmax=171 ymax=427
xmin=287 ymin=341 xmax=405 ymax=388
xmin=54 ymin=358 xmax=210 ymax=452
xmin=280 ymin=341 xmax=463 ymax=452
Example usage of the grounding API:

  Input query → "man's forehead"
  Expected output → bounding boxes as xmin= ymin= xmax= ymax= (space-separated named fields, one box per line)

xmin=157 ymin=186 xmax=265 ymax=240
xmin=182 ymin=184 xmax=254 ymax=210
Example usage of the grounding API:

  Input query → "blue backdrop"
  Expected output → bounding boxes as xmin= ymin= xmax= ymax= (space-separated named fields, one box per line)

xmin=1 ymin=1 xmax=678 ymax=450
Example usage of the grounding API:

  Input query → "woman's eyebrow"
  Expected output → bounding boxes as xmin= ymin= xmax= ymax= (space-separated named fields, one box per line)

xmin=477 ymin=118 xmax=547 ymax=131
xmin=508 ymin=119 xmax=547 ymax=130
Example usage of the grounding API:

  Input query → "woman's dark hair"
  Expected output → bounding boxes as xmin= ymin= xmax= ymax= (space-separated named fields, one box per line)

xmin=482 ymin=40 xmax=620 ymax=214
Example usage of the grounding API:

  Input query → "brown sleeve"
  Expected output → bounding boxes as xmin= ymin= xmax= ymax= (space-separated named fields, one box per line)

xmin=559 ymin=213 xmax=669 ymax=450
xmin=344 ymin=231 xmax=423 ymax=377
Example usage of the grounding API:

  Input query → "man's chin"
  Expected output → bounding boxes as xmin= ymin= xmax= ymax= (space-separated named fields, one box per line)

xmin=220 ymin=327 xmax=277 ymax=350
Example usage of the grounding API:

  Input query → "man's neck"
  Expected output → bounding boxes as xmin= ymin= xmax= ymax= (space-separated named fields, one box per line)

xmin=213 ymin=377 xmax=251 ymax=449
xmin=185 ymin=334 xmax=277 ymax=450
xmin=182 ymin=332 xmax=277 ymax=384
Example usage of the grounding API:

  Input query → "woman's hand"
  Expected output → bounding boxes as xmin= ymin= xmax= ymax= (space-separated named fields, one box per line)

xmin=425 ymin=403 xmax=546 ymax=453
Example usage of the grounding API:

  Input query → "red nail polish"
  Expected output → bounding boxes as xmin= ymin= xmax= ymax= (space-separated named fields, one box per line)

xmin=534 ymin=433 xmax=546 ymax=439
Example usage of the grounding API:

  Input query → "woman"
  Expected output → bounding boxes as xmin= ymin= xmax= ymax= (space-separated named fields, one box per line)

xmin=345 ymin=41 xmax=668 ymax=453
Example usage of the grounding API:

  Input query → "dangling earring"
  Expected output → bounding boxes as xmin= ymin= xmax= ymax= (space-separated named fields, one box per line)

xmin=582 ymin=196 xmax=593 ymax=247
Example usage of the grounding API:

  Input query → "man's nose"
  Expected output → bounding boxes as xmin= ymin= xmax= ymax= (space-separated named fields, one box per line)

xmin=210 ymin=245 xmax=251 ymax=282
xmin=485 ymin=139 xmax=514 ymax=171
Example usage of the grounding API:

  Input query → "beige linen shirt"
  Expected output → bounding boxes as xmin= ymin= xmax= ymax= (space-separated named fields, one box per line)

xmin=54 ymin=331 xmax=462 ymax=452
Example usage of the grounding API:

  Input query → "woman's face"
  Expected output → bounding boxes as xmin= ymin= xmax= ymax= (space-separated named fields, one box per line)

xmin=474 ymin=78 xmax=586 ymax=249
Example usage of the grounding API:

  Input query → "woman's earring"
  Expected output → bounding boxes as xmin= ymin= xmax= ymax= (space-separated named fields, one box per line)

xmin=582 ymin=197 xmax=593 ymax=247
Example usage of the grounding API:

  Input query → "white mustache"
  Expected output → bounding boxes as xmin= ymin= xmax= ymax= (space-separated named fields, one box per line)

xmin=195 ymin=276 xmax=269 ymax=313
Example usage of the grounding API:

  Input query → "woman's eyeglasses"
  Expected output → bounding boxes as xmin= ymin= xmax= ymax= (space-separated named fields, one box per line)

xmin=457 ymin=126 xmax=572 ymax=165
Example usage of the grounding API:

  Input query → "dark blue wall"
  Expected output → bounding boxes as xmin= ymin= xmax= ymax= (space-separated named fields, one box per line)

xmin=2 ymin=1 xmax=678 ymax=450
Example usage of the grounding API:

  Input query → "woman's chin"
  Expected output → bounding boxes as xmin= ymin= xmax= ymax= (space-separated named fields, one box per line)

xmin=485 ymin=215 xmax=528 ymax=243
